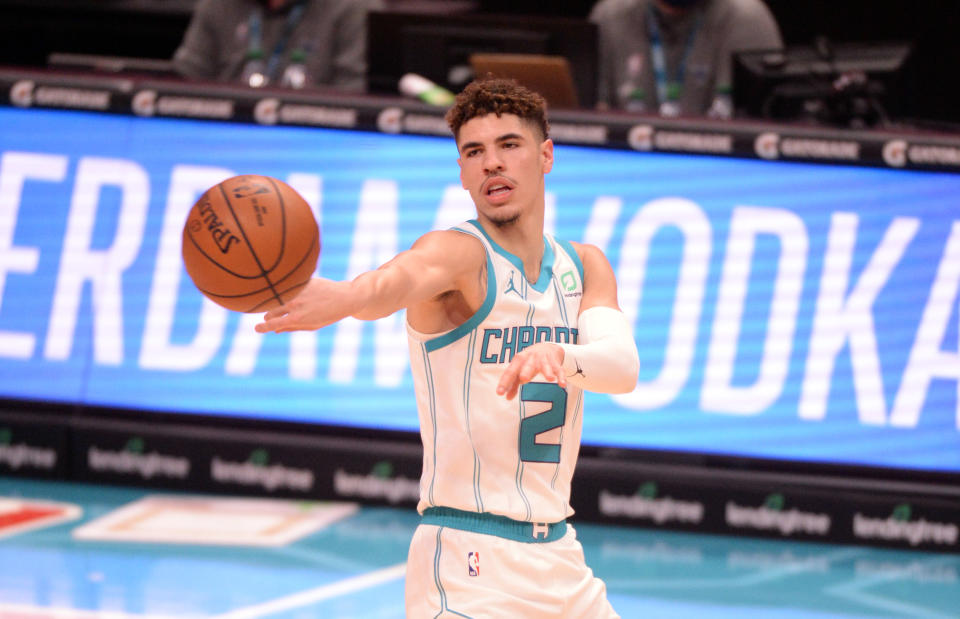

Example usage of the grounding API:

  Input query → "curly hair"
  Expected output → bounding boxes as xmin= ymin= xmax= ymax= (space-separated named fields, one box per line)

xmin=445 ymin=78 xmax=550 ymax=143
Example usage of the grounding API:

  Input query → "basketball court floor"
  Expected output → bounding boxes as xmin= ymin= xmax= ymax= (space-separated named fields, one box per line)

xmin=1 ymin=476 xmax=957 ymax=618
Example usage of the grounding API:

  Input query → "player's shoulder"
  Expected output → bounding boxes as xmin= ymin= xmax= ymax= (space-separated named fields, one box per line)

xmin=568 ymin=241 xmax=615 ymax=278
xmin=568 ymin=241 xmax=606 ymax=262
xmin=413 ymin=228 xmax=486 ymax=263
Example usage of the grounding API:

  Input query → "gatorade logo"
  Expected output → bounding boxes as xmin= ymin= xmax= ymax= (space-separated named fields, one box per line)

xmin=254 ymin=98 xmax=280 ymax=125
xmin=627 ymin=125 xmax=654 ymax=151
xmin=10 ymin=80 xmax=34 ymax=108
xmin=882 ymin=139 xmax=908 ymax=167
xmin=132 ymin=90 xmax=157 ymax=117
xmin=377 ymin=107 xmax=404 ymax=134
xmin=755 ymin=132 xmax=780 ymax=160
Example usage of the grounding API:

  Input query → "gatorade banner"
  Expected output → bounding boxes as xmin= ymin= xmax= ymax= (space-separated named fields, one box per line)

xmin=1 ymin=107 xmax=958 ymax=474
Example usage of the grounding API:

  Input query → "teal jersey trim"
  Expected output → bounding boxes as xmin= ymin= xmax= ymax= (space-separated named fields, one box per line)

xmin=422 ymin=507 xmax=568 ymax=543
xmin=462 ymin=328 xmax=484 ymax=512
xmin=556 ymin=237 xmax=584 ymax=284
xmin=432 ymin=527 xmax=473 ymax=618
xmin=421 ymin=342 xmax=439 ymax=507
xmin=432 ymin=527 xmax=445 ymax=618
xmin=550 ymin=277 xmax=571 ymax=327
xmin=468 ymin=219 xmax=555 ymax=293
xmin=424 ymin=226 xmax=497 ymax=353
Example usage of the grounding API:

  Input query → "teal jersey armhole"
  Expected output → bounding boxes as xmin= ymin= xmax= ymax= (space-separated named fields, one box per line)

xmin=556 ymin=238 xmax=584 ymax=285
xmin=424 ymin=226 xmax=497 ymax=353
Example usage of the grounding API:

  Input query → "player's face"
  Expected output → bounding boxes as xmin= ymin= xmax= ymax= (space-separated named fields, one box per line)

xmin=456 ymin=113 xmax=553 ymax=226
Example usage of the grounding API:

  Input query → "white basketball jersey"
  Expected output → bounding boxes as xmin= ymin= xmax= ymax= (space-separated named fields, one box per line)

xmin=407 ymin=220 xmax=585 ymax=523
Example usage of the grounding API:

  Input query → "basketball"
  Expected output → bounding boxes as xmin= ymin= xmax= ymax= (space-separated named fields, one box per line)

xmin=181 ymin=174 xmax=320 ymax=313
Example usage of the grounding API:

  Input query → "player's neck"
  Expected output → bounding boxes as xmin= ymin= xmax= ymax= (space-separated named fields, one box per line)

xmin=479 ymin=214 xmax=545 ymax=283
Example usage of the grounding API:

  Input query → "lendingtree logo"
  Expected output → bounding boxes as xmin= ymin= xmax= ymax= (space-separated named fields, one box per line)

xmin=334 ymin=460 xmax=419 ymax=504
xmin=854 ymin=503 xmax=958 ymax=547
xmin=638 ymin=481 xmax=657 ymax=499
xmin=210 ymin=448 xmax=314 ymax=492
xmin=892 ymin=503 xmax=912 ymax=522
xmin=0 ymin=427 xmax=57 ymax=471
xmin=249 ymin=448 xmax=269 ymax=467
xmin=87 ymin=436 xmax=189 ymax=479
xmin=764 ymin=493 xmax=786 ymax=511
xmin=598 ymin=481 xmax=704 ymax=524
xmin=725 ymin=493 xmax=831 ymax=536
xmin=371 ymin=461 xmax=394 ymax=478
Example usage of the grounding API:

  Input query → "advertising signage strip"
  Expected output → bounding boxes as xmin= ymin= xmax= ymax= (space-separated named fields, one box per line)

xmin=1 ymin=99 xmax=959 ymax=476
xmin=3 ymin=70 xmax=960 ymax=171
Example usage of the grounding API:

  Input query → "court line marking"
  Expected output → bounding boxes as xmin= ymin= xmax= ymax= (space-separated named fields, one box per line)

xmin=212 ymin=562 xmax=407 ymax=619
xmin=605 ymin=547 xmax=865 ymax=589
xmin=824 ymin=555 xmax=960 ymax=619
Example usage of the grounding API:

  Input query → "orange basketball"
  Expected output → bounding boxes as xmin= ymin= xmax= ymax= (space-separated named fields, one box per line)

xmin=181 ymin=174 xmax=320 ymax=313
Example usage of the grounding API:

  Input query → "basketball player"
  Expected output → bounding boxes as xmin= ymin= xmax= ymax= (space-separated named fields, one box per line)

xmin=255 ymin=78 xmax=639 ymax=617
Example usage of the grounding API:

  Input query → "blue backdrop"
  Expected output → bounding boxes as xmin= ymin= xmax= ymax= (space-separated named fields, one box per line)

xmin=1 ymin=107 xmax=958 ymax=473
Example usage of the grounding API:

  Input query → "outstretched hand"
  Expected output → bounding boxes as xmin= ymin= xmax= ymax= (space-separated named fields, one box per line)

xmin=496 ymin=342 xmax=567 ymax=400
xmin=255 ymin=278 xmax=353 ymax=334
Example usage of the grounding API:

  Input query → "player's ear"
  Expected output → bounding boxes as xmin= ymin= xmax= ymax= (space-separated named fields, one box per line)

xmin=541 ymin=139 xmax=554 ymax=174
xmin=458 ymin=158 xmax=468 ymax=189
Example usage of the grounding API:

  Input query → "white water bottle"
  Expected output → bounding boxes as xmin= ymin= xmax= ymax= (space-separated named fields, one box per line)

xmin=399 ymin=73 xmax=455 ymax=106
xmin=281 ymin=49 xmax=309 ymax=90
xmin=241 ymin=49 xmax=268 ymax=88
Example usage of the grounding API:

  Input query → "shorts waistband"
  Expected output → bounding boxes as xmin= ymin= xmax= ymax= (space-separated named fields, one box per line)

xmin=421 ymin=507 xmax=567 ymax=543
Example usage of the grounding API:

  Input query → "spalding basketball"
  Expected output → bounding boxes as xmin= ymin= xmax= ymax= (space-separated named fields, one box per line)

xmin=182 ymin=174 xmax=320 ymax=313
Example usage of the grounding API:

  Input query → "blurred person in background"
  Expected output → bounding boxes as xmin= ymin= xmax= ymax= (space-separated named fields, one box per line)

xmin=173 ymin=0 xmax=383 ymax=91
xmin=590 ymin=0 xmax=782 ymax=117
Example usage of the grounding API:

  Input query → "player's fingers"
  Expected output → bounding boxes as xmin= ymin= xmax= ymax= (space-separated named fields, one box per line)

xmin=496 ymin=364 xmax=518 ymax=397
xmin=537 ymin=353 xmax=557 ymax=381
xmin=500 ymin=352 xmax=535 ymax=398
xmin=255 ymin=316 xmax=287 ymax=333
xmin=262 ymin=307 xmax=289 ymax=322
xmin=516 ymin=357 xmax=535 ymax=384
xmin=555 ymin=368 xmax=566 ymax=388
xmin=547 ymin=355 xmax=566 ymax=386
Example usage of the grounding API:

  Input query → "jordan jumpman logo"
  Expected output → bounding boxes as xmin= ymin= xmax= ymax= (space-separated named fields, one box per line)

xmin=504 ymin=271 xmax=521 ymax=297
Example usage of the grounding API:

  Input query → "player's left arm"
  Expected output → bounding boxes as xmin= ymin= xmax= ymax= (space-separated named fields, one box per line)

xmin=496 ymin=243 xmax=639 ymax=399
xmin=559 ymin=242 xmax=640 ymax=392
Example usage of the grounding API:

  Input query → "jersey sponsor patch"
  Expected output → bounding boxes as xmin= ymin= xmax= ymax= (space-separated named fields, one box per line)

xmin=0 ymin=498 xmax=82 ymax=539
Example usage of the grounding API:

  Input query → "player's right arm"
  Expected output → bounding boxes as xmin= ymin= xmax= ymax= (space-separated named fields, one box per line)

xmin=255 ymin=230 xmax=483 ymax=334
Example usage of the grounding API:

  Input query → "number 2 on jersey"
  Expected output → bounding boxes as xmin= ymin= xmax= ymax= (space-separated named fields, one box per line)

xmin=519 ymin=382 xmax=567 ymax=463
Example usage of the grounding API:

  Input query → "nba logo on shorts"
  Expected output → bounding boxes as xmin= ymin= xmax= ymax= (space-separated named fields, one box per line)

xmin=467 ymin=552 xmax=480 ymax=576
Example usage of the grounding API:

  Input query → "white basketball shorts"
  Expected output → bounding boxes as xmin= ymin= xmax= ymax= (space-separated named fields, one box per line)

xmin=405 ymin=508 xmax=619 ymax=618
